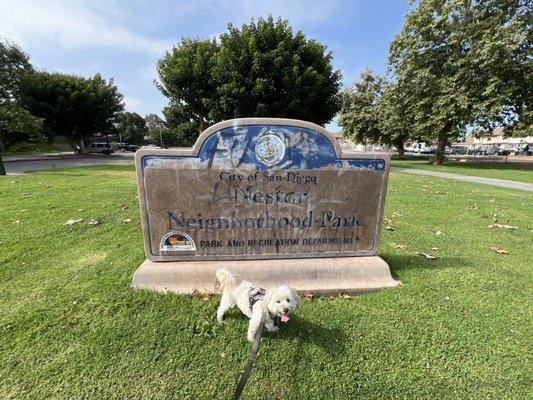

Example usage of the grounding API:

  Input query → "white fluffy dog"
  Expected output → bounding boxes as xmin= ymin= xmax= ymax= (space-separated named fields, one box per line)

xmin=216 ymin=268 xmax=301 ymax=342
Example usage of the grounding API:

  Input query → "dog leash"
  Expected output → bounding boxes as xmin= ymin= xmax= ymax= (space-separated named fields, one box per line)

xmin=233 ymin=321 xmax=265 ymax=400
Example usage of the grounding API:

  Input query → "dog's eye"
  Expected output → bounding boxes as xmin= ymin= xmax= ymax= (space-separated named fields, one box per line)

xmin=286 ymin=298 xmax=291 ymax=302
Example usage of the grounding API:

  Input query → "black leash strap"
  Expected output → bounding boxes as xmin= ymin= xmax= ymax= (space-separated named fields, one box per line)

xmin=233 ymin=321 xmax=265 ymax=400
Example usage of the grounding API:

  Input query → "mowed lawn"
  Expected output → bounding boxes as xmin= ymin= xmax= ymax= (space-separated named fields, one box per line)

xmin=392 ymin=158 xmax=533 ymax=183
xmin=0 ymin=164 xmax=531 ymax=399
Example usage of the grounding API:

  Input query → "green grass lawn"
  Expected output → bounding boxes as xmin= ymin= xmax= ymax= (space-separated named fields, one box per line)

xmin=1 ymin=164 xmax=531 ymax=399
xmin=5 ymin=141 xmax=73 ymax=155
xmin=392 ymin=158 xmax=533 ymax=183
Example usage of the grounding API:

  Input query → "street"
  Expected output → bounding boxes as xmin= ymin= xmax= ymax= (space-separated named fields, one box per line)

xmin=3 ymin=153 xmax=134 ymax=174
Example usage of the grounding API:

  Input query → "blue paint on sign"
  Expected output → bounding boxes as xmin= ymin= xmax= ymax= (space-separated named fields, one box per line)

xmin=142 ymin=124 xmax=386 ymax=172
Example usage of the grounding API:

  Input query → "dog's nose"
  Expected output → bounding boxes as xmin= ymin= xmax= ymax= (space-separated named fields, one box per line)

xmin=283 ymin=308 xmax=289 ymax=313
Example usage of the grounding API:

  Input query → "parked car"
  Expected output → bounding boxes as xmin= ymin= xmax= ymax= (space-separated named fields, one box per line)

xmin=495 ymin=146 xmax=511 ymax=156
xmin=141 ymin=144 xmax=162 ymax=149
xmin=472 ymin=145 xmax=497 ymax=155
xmin=88 ymin=142 xmax=113 ymax=155
xmin=446 ymin=145 xmax=469 ymax=155
xmin=406 ymin=142 xmax=435 ymax=154
xmin=515 ymin=144 xmax=532 ymax=156
xmin=120 ymin=143 xmax=138 ymax=152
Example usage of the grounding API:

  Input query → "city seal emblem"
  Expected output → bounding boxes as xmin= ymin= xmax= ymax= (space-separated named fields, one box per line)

xmin=254 ymin=133 xmax=286 ymax=166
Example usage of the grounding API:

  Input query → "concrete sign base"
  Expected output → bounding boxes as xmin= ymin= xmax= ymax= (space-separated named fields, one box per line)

xmin=132 ymin=256 xmax=400 ymax=295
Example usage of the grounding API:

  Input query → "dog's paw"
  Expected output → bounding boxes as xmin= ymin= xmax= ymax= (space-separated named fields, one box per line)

xmin=217 ymin=319 xmax=224 ymax=325
xmin=247 ymin=334 xmax=255 ymax=342
xmin=266 ymin=325 xmax=279 ymax=333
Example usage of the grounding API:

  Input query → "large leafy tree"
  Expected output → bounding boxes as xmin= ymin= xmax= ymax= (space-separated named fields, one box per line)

xmin=19 ymin=72 xmax=124 ymax=151
xmin=339 ymin=70 xmax=412 ymax=157
xmin=339 ymin=70 xmax=384 ymax=145
xmin=143 ymin=113 xmax=166 ymax=147
xmin=376 ymin=81 xmax=413 ymax=158
xmin=215 ymin=16 xmax=341 ymax=125
xmin=0 ymin=39 xmax=42 ymax=175
xmin=390 ymin=0 xmax=531 ymax=164
xmin=0 ymin=104 xmax=42 ymax=175
xmin=145 ymin=113 xmax=166 ymax=132
xmin=116 ymin=112 xmax=147 ymax=145
xmin=157 ymin=39 xmax=219 ymax=133
xmin=157 ymin=17 xmax=341 ymax=128
xmin=162 ymin=104 xmax=200 ymax=146
xmin=466 ymin=0 xmax=532 ymax=137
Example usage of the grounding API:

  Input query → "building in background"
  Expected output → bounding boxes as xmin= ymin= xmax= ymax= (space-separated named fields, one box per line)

xmin=466 ymin=128 xmax=532 ymax=155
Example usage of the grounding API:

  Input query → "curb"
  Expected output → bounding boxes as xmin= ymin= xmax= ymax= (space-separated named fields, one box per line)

xmin=3 ymin=154 xmax=88 ymax=163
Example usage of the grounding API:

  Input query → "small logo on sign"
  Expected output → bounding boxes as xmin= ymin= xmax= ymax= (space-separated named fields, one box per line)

xmin=160 ymin=231 xmax=196 ymax=252
xmin=254 ymin=133 xmax=286 ymax=166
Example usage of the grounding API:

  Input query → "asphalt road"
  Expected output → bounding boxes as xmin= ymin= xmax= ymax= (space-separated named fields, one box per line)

xmin=4 ymin=153 xmax=134 ymax=174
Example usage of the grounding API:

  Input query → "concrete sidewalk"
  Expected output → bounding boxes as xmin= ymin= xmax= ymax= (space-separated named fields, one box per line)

xmin=392 ymin=167 xmax=533 ymax=192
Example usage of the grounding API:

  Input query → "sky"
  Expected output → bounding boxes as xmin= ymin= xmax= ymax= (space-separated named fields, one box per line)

xmin=0 ymin=0 xmax=409 ymax=132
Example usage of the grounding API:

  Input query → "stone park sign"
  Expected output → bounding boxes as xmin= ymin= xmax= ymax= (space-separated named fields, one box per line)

xmin=132 ymin=118 xmax=399 ymax=294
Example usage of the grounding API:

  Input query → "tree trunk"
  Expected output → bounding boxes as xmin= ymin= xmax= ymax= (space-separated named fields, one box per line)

xmin=78 ymin=139 xmax=87 ymax=154
xmin=434 ymin=136 xmax=447 ymax=165
xmin=397 ymin=144 xmax=405 ymax=159
xmin=0 ymin=130 xmax=6 ymax=176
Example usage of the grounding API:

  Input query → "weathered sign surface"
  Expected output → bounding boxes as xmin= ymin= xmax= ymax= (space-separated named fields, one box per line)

xmin=135 ymin=118 xmax=389 ymax=262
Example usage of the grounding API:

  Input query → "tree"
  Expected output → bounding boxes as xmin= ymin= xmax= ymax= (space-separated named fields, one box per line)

xmin=0 ymin=104 xmax=42 ymax=174
xmin=389 ymin=0 xmax=532 ymax=164
xmin=0 ymin=38 xmax=42 ymax=175
xmin=19 ymin=72 xmax=123 ymax=151
xmin=376 ymin=81 xmax=412 ymax=158
xmin=162 ymin=104 xmax=201 ymax=146
xmin=116 ymin=112 xmax=147 ymax=145
xmin=339 ymin=70 xmax=412 ymax=157
xmin=163 ymin=103 xmax=193 ymax=129
xmin=172 ymin=121 xmax=199 ymax=146
xmin=466 ymin=0 xmax=532 ymax=137
xmin=145 ymin=113 xmax=166 ymax=131
xmin=157 ymin=38 xmax=219 ymax=133
xmin=157 ymin=17 xmax=342 ymax=128
xmin=0 ymin=39 xmax=32 ymax=102
xmin=0 ymin=103 xmax=43 ymax=148
xmin=339 ymin=70 xmax=384 ymax=145
xmin=215 ymin=16 xmax=341 ymax=125
xmin=145 ymin=113 xmax=167 ymax=147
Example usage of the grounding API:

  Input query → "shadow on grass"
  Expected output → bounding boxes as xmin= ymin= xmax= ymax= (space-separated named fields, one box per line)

xmin=268 ymin=315 xmax=347 ymax=397
xmin=274 ymin=314 xmax=347 ymax=357
xmin=219 ymin=308 xmax=347 ymax=356
xmin=382 ymin=252 xmax=473 ymax=279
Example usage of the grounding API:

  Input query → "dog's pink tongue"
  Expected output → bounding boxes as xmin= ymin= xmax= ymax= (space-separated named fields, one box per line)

xmin=280 ymin=313 xmax=290 ymax=323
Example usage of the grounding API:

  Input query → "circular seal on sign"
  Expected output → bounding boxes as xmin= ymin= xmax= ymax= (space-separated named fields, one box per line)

xmin=254 ymin=133 xmax=286 ymax=166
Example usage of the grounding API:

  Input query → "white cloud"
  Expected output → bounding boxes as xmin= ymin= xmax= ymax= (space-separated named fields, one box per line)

xmin=0 ymin=0 xmax=171 ymax=54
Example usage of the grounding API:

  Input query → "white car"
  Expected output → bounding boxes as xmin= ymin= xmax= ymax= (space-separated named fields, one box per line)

xmin=406 ymin=142 xmax=435 ymax=154
xmin=141 ymin=144 xmax=162 ymax=149
xmin=88 ymin=142 xmax=113 ymax=155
